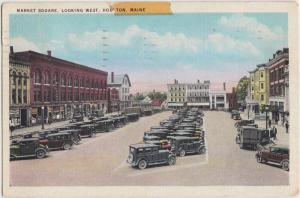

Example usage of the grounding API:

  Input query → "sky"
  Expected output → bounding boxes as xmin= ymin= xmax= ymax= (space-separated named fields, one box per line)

xmin=9 ymin=13 xmax=288 ymax=93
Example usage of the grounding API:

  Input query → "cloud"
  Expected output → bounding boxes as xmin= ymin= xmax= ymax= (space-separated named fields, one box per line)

xmin=68 ymin=25 xmax=202 ymax=53
xmin=218 ymin=14 xmax=284 ymax=40
xmin=206 ymin=33 xmax=260 ymax=55
xmin=10 ymin=37 xmax=40 ymax=52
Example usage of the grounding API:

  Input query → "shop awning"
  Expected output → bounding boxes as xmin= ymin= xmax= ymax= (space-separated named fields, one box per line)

xmin=168 ymin=103 xmax=184 ymax=107
xmin=187 ymin=103 xmax=209 ymax=106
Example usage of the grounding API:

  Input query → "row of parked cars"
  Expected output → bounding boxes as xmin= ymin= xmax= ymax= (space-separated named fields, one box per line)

xmin=9 ymin=110 xmax=157 ymax=160
xmin=231 ymin=110 xmax=289 ymax=171
xmin=127 ymin=108 xmax=206 ymax=170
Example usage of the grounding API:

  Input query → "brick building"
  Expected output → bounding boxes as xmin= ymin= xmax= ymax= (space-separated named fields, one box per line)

xmin=11 ymin=47 xmax=109 ymax=124
xmin=108 ymin=87 xmax=120 ymax=113
xmin=267 ymin=48 xmax=289 ymax=123
xmin=227 ymin=87 xmax=238 ymax=111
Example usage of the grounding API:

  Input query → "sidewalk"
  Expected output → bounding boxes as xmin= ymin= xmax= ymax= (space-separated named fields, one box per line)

xmin=11 ymin=112 xmax=121 ymax=137
xmin=240 ymin=111 xmax=289 ymax=145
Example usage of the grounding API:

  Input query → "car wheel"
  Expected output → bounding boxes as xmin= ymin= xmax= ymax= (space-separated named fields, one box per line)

xmin=281 ymin=160 xmax=289 ymax=171
xmin=257 ymin=156 xmax=263 ymax=163
xmin=138 ymin=159 xmax=147 ymax=170
xmin=36 ymin=149 xmax=46 ymax=159
xmin=63 ymin=143 xmax=71 ymax=150
xmin=198 ymin=147 xmax=206 ymax=154
xmin=168 ymin=155 xmax=176 ymax=165
xmin=179 ymin=149 xmax=186 ymax=157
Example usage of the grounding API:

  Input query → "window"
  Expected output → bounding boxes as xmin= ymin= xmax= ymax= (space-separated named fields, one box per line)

xmin=18 ymin=73 xmax=22 ymax=85
xmin=261 ymin=94 xmax=264 ymax=101
xmin=260 ymin=83 xmax=264 ymax=90
xmin=34 ymin=70 xmax=41 ymax=84
xmin=68 ymin=75 xmax=73 ymax=87
xmin=12 ymin=89 xmax=16 ymax=104
xmin=24 ymin=78 xmax=27 ymax=86
xmin=60 ymin=74 xmax=66 ymax=86
xmin=260 ymin=72 xmax=264 ymax=78
xmin=23 ymin=90 xmax=27 ymax=103
xmin=44 ymin=71 xmax=51 ymax=84
xmin=53 ymin=72 xmax=59 ymax=85
xmin=251 ymin=95 xmax=254 ymax=100
xmin=74 ymin=77 xmax=79 ymax=87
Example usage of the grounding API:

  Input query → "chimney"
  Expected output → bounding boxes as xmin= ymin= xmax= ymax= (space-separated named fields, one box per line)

xmin=47 ymin=50 xmax=51 ymax=56
xmin=10 ymin=46 xmax=14 ymax=54
xmin=197 ymin=79 xmax=200 ymax=83
xmin=223 ymin=82 xmax=226 ymax=91
xmin=111 ymin=72 xmax=114 ymax=83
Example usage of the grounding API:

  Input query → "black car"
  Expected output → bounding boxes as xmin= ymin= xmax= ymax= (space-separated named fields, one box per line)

xmin=234 ymin=119 xmax=255 ymax=128
xmin=70 ymin=115 xmax=84 ymax=123
xmin=143 ymin=109 xmax=153 ymax=116
xmin=95 ymin=119 xmax=114 ymax=132
xmin=126 ymin=113 xmax=140 ymax=122
xmin=10 ymin=138 xmax=49 ymax=160
xmin=144 ymin=131 xmax=168 ymax=140
xmin=169 ymin=136 xmax=205 ymax=157
xmin=127 ymin=143 xmax=176 ymax=169
xmin=38 ymin=128 xmax=59 ymax=139
xmin=59 ymin=129 xmax=81 ymax=145
xmin=143 ymin=135 xmax=161 ymax=142
xmin=79 ymin=124 xmax=96 ymax=137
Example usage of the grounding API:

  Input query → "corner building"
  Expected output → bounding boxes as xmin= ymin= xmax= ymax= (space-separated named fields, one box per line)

xmin=12 ymin=48 xmax=108 ymax=124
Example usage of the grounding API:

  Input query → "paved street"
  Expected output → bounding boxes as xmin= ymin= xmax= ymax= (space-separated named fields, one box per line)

xmin=10 ymin=111 xmax=288 ymax=186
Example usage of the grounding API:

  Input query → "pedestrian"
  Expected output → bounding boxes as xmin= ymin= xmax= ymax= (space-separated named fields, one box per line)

xmin=272 ymin=126 xmax=277 ymax=140
xmin=275 ymin=117 xmax=278 ymax=125
xmin=268 ymin=119 xmax=272 ymax=128
xmin=285 ymin=121 xmax=289 ymax=133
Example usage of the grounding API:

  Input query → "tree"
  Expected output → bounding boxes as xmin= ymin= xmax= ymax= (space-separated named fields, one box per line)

xmin=147 ymin=92 xmax=167 ymax=101
xmin=134 ymin=95 xmax=145 ymax=101
xmin=236 ymin=76 xmax=249 ymax=101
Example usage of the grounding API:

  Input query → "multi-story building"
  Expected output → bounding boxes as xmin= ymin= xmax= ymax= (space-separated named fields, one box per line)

xmin=267 ymin=48 xmax=289 ymax=122
xmin=186 ymin=80 xmax=210 ymax=109
xmin=247 ymin=64 xmax=269 ymax=113
xmin=107 ymin=72 xmax=131 ymax=111
xmin=107 ymin=87 xmax=120 ymax=113
xmin=12 ymin=47 xmax=109 ymax=124
xmin=167 ymin=79 xmax=186 ymax=109
xmin=9 ymin=47 xmax=31 ymax=127
xmin=209 ymin=90 xmax=228 ymax=110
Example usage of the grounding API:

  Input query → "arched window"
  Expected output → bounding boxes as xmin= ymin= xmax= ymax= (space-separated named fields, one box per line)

xmin=34 ymin=70 xmax=41 ymax=84
xmin=44 ymin=71 xmax=51 ymax=84
xmin=53 ymin=72 xmax=59 ymax=85
xmin=86 ymin=78 xmax=89 ymax=88
xmin=60 ymin=74 xmax=66 ymax=86
xmin=74 ymin=76 xmax=79 ymax=87
xmin=68 ymin=75 xmax=73 ymax=86
xmin=11 ymin=71 xmax=16 ymax=85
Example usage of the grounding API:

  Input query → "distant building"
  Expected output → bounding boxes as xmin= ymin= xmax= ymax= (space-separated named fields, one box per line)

xmin=209 ymin=90 xmax=228 ymax=110
xmin=186 ymin=80 xmax=210 ymax=109
xmin=267 ymin=48 xmax=289 ymax=122
xmin=167 ymin=79 xmax=187 ymax=109
xmin=247 ymin=64 xmax=269 ymax=113
xmin=107 ymin=88 xmax=119 ymax=113
xmin=107 ymin=72 xmax=131 ymax=111
xmin=9 ymin=47 xmax=31 ymax=127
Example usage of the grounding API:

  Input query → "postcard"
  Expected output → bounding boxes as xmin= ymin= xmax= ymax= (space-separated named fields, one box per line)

xmin=1 ymin=1 xmax=298 ymax=198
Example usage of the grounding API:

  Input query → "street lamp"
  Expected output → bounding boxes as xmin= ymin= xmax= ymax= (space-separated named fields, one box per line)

xmin=41 ymin=106 xmax=45 ymax=129
xmin=247 ymin=105 xmax=250 ymax=119
xmin=265 ymin=105 xmax=269 ymax=129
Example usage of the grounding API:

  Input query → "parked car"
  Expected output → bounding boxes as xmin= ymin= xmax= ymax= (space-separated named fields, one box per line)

xmin=127 ymin=143 xmax=176 ymax=169
xmin=10 ymin=138 xmax=49 ymax=160
xmin=236 ymin=126 xmax=272 ymax=150
xmin=95 ymin=119 xmax=114 ymax=132
xmin=59 ymin=129 xmax=81 ymax=145
xmin=38 ymin=128 xmax=59 ymax=139
xmin=169 ymin=136 xmax=205 ymax=157
xmin=231 ymin=110 xmax=241 ymax=120
xmin=144 ymin=140 xmax=171 ymax=150
xmin=144 ymin=131 xmax=168 ymax=140
xmin=79 ymin=124 xmax=96 ymax=137
xmin=126 ymin=113 xmax=140 ymax=122
xmin=143 ymin=109 xmax=153 ymax=116
xmin=70 ymin=115 xmax=84 ymax=123
xmin=39 ymin=132 xmax=73 ymax=150
xmin=143 ymin=135 xmax=161 ymax=142
xmin=234 ymin=119 xmax=255 ymax=128
xmin=255 ymin=144 xmax=289 ymax=171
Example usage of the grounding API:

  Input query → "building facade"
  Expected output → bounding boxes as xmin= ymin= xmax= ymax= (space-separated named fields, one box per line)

xmin=267 ymin=48 xmax=289 ymax=122
xmin=247 ymin=64 xmax=269 ymax=113
xmin=12 ymin=48 xmax=108 ymax=124
xmin=209 ymin=90 xmax=228 ymax=110
xmin=227 ymin=87 xmax=238 ymax=111
xmin=186 ymin=80 xmax=210 ymax=108
xmin=107 ymin=72 xmax=131 ymax=112
xmin=107 ymin=88 xmax=120 ymax=113
xmin=167 ymin=79 xmax=186 ymax=108
xmin=9 ymin=47 xmax=31 ymax=127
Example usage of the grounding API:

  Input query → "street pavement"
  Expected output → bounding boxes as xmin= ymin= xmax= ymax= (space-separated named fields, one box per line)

xmin=10 ymin=111 xmax=288 ymax=186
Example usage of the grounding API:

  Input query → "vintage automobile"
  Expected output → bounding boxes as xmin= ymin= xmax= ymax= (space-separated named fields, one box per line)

xmin=143 ymin=135 xmax=161 ymax=142
xmin=59 ymin=129 xmax=81 ymax=145
xmin=236 ymin=126 xmax=272 ymax=150
xmin=70 ymin=114 xmax=84 ymax=123
xmin=10 ymin=138 xmax=49 ymax=160
xmin=255 ymin=144 xmax=289 ymax=171
xmin=144 ymin=140 xmax=171 ymax=150
xmin=234 ymin=119 xmax=255 ymax=128
xmin=39 ymin=132 xmax=73 ymax=150
xmin=79 ymin=124 xmax=96 ymax=137
xmin=38 ymin=128 xmax=59 ymax=139
xmin=142 ymin=109 xmax=153 ymax=116
xmin=127 ymin=143 xmax=176 ymax=169
xmin=231 ymin=110 xmax=241 ymax=120
xmin=150 ymin=126 xmax=169 ymax=131
xmin=95 ymin=119 xmax=114 ymax=132
xmin=144 ymin=131 xmax=168 ymax=140
xmin=169 ymin=136 xmax=205 ymax=157
xmin=126 ymin=113 xmax=140 ymax=122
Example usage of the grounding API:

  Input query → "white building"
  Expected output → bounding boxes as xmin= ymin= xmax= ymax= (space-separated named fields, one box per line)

xmin=186 ymin=80 xmax=210 ymax=108
xmin=209 ymin=90 xmax=228 ymax=110
xmin=167 ymin=79 xmax=187 ymax=109
xmin=107 ymin=72 xmax=131 ymax=111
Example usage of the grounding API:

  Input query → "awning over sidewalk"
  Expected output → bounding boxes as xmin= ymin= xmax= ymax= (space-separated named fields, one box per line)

xmin=187 ymin=103 xmax=209 ymax=106
xmin=168 ymin=103 xmax=184 ymax=107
